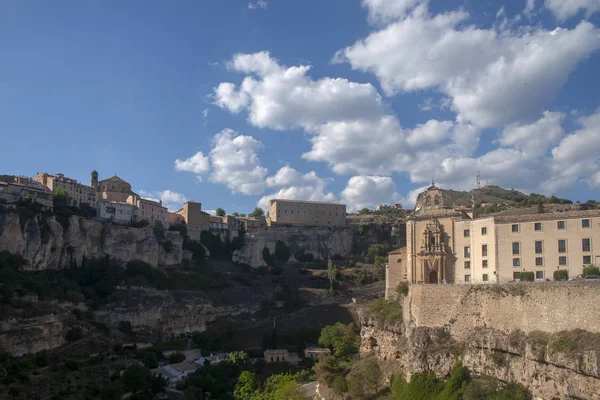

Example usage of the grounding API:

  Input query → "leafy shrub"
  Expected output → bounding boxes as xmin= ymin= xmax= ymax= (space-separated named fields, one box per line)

xmin=518 ymin=271 xmax=535 ymax=282
xmin=364 ymin=243 xmax=391 ymax=263
xmin=551 ymin=336 xmax=577 ymax=353
xmin=153 ymin=221 xmax=166 ymax=239
xmin=131 ymin=220 xmax=150 ymax=228
xmin=118 ymin=321 xmax=133 ymax=333
xmin=583 ymin=266 xmax=600 ymax=277
xmin=553 ymin=269 xmax=569 ymax=281
xmin=396 ymin=282 xmax=409 ymax=297
xmin=274 ymin=240 xmax=291 ymax=264
xmin=366 ymin=298 xmax=402 ymax=327
xmin=318 ymin=323 xmax=359 ymax=358
xmin=168 ymin=352 xmax=186 ymax=364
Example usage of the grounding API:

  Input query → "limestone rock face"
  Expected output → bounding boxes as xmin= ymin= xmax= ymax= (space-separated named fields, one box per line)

xmin=0 ymin=315 xmax=65 ymax=357
xmin=232 ymin=226 xmax=357 ymax=267
xmin=94 ymin=288 xmax=255 ymax=336
xmin=0 ymin=212 xmax=184 ymax=269
xmin=359 ymin=284 xmax=600 ymax=400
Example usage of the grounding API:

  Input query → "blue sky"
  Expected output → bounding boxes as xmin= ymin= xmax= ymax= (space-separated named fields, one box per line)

xmin=1 ymin=0 xmax=599 ymax=213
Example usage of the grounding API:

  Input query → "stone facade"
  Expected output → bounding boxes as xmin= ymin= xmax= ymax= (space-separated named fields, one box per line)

xmin=386 ymin=185 xmax=600 ymax=297
xmin=268 ymin=199 xmax=346 ymax=227
xmin=169 ymin=201 xmax=210 ymax=241
xmin=0 ymin=175 xmax=54 ymax=210
xmin=33 ymin=172 xmax=97 ymax=207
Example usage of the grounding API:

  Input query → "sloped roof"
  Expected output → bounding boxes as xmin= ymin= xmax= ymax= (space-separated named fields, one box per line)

xmin=99 ymin=175 xmax=130 ymax=184
xmin=388 ymin=247 xmax=407 ymax=255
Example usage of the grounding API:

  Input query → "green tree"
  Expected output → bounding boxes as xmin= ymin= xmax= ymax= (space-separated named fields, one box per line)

xmin=121 ymin=364 xmax=151 ymax=393
xmin=151 ymin=374 xmax=169 ymax=394
xmin=232 ymin=212 xmax=240 ymax=217
xmin=65 ymin=326 xmax=83 ymax=342
xmin=348 ymin=373 xmax=368 ymax=400
xmin=168 ymin=352 xmax=186 ymax=364
xmin=216 ymin=208 xmax=226 ymax=216
xmin=583 ymin=266 xmax=600 ymax=277
xmin=234 ymin=371 xmax=259 ymax=400
xmin=248 ymin=207 xmax=265 ymax=217
xmin=362 ymin=359 xmax=382 ymax=395
xmin=365 ymin=243 xmax=391 ymax=264
xmin=438 ymin=362 xmax=470 ymax=400
xmin=263 ymin=374 xmax=307 ymax=400
xmin=327 ymin=259 xmax=339 ymax=296
xmin=226 ymin=351 xmax=251 ymax=371
xmin=331 ymin=376 xmax=348 ymax=399
xmin=318 ymin=323 xmax=358 ymax=358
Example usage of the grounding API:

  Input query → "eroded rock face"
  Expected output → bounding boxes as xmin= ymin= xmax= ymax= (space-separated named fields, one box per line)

xmin=0 ymin=315 xmax=65 ymax=357
xmin=233 ymin=226 xmax=357 ymax=268
xmin=0 ymin=212 xmax=184 ymax=269
xmin=94 ymin=288 xmax=256 ymax=336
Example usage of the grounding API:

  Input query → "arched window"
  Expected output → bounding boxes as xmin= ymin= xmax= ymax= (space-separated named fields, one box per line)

xmin=434 ymin=195 xmax=440 ymax=205
xmin=425 ymin=196 xmax=431 ymax=206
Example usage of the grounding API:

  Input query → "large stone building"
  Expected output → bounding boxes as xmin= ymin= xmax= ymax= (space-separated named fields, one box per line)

xmin=168 ymin=201 xmax=211 ymax=241
xmin=268 ymin=199 xmax=346 ymax=227
xmin=33 ymin=171 xmax=97 ymax=207
xmin=385 ymin=184 xmax=600 ymax=298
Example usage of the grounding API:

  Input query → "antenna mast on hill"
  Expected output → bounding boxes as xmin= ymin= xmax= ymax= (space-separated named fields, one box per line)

xmin=485 ymin=175 xmax=490 ymax=187
xmin=476 ymin=171 xmax=481 ymax=189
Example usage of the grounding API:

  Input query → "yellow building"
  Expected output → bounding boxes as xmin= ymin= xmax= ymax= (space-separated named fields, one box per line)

xmin=168 ymin=201 xmax=210 ymax=241
xmin=268 ymin=199 xmax=346 ymax=227
xmin=136 ymin=197 xmax=168 ymax=225
xmin=33 ymin=171 xmax=97 ymax=207
xmin=386 ymin=184 xmax=600 ymax=299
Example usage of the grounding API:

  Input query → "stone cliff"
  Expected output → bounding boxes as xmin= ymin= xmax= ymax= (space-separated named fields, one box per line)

xmin=0 ymin=314 xmax=65 ymax=357
xmin=94 ymin=287 xmax=256 ymax=337
xmin=233 ymin=223 xmax=401 ymax=268
xmin=360 ymin=283 xmax=600 ymax=400
xmin=0 ymin=211 xmax=184 ymax=270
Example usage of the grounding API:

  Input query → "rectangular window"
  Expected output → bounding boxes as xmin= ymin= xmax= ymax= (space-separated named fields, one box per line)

xmin=583 ymin=255 xmax=592 ymax=265
xmin=482 ymin=274 xmax=489 ymax=282
xmin=582 ymin=219 xmax=590 ymax=228
xmin=534 ymin=222 xmax=542 ymax=231
xmin=464 ymin=275 xmax=471 ymax=282
xmin=535 ymin=257 xmax=544 ymax=266
xmin=535 ymin=241 xmax=543 ymax=254
xmin=558 ymin=239 xmax=567 ymax=253
xmin=482 ymin=260 xmax=488 ymax=268
xmin=464 ymin=246 xmax=471 ymax=258
xmin=535 ymin=271 xmax=545 ymax=280
xmin=513 ymin=271 xmax=521 ymax=280
xmin=582 ymin=238 xmax=591 ymax=252
xmin=557 ymin=220 xmax=566 ymax=230
xmin=513 ymin=258 xmax=521 ymax=267
xmin=464 ymin=261 xmax=471 ymax=269
xmin=481 ymin=227 xmax=487 ymax=235
xmin=559 ymin=256 xmax=567 ymax=266
xmin=512 ymin=224 xmax=519 ymax=233
xmin=482 ymin=244 xmax=488 ymax=257
xmin=464 ymin=229 xmax=470 ymax=237
xmin=512 ymin=242 xmax=520 ymax=255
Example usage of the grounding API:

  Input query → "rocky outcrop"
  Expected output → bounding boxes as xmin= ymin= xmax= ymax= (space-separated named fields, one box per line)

xmin=359 ymin=284 xmax=600 ymax=400
xmin=0 ymin=315 xmax=65 ymax=357
xmin=0 ymin=211 xmax=184 ymax=269
xmin=94 ymin=288 xmax=256 ymax=336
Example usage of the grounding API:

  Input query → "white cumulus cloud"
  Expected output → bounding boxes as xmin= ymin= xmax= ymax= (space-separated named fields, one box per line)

xmin=174 ymin=151 xmax=210 ymax=176
xmin=257 ymin=166 xmax=335 ymax=210
xmin=209 ymin=129 xmax=268 ymax=195
xmin=545 ymin=0 xmax=600 ymax=21
xmin=341 ymin=176 xmax=398 ymax=212
xmin=336 ymin=6 xmax=600 ymax=128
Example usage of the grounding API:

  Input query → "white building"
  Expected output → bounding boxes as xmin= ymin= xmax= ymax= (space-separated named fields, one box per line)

xmin=96 ymin=200 xmax=135 ymax=224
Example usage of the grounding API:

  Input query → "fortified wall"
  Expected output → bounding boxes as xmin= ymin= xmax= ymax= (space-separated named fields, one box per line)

xmin=404 ymin=282 xmax=600 ymax=340
xmin=361 ymin=282 xmax=600 ymax=400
